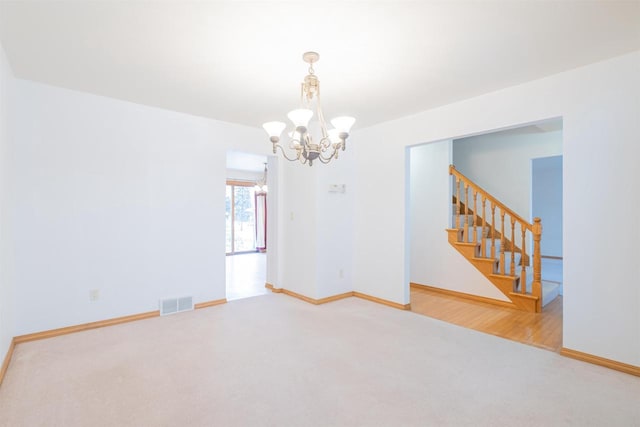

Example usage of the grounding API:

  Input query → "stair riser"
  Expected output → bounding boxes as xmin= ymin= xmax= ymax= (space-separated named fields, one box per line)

xmin=447 ymin=228 xmax=539 ymax=313
xmin=456 ymin=244 xmax=479 ymax=259
xmin=470 ymin=258 xmax=498 ymax=276
xmin=509 ymin=292 xmax=540 ymax=312
xmin=489 ymin=275 xmax=519 ymax=295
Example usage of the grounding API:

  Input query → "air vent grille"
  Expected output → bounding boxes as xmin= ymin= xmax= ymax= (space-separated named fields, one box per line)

xmin=160 ymin=296 xmax=194 ymax=316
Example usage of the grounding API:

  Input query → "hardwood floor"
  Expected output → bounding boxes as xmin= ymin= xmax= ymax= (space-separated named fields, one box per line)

xmin=226 ymin=252 xmax=268 ymax=301
xmin=410 ymin=286 xmax=563 ymax=352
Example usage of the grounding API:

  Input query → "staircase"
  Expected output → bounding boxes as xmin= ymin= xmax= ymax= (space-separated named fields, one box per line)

xmin=447 ymin=165 xmax=547 ymax=313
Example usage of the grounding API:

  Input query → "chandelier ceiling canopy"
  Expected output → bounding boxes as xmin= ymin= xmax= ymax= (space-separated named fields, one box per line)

xmin=262 ymin=52 xmax=355 ymax=166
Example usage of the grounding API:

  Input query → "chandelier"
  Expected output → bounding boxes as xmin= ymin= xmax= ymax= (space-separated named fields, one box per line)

xmin=254 ymin=163 xmax=268 ymax=194
xmin=262 ymin=52 xmax=355 ymax=166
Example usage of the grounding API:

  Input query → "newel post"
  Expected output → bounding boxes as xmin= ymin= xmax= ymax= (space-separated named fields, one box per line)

xmin=532 ymin=217 xmax=543 ymax=312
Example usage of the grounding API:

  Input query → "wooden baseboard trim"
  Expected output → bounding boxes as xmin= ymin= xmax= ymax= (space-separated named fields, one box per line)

xmin=265 ymin=284 xmax=407 ymax=309
xmin=0 ymin=338 xmax=16 ymax=387
xmin=316 ymin=292 xmax=354 ymax=304
xmin=266 ymin=283 xmax=313 ymax=302
xmin=194 ymin=299 xmax=227 ymax=309
xmin=353 ymin=292 xmax=411 ymax=310
xmin=14 ymin=310 xmax=160 ymax=344
xmin=410 ymin=282 xmax=515 ymax=309
xmin=265 ymin=282 xmax=283 ymax=293
xmin=560 ymin=348 xmax=640 ymax=377
xmin=280 ymin=288 xmax=319 ymax=304
xmin=13 ymin=299 xmax=225 ymax=345
xmin=266 ymin=283 xmax=350 ymax=304
xmin=278 ymin=288 xmax=352 ymax=305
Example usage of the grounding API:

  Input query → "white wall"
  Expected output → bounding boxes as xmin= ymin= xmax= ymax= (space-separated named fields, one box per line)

xmin=270 ymin=144 xmax=356 ymax=300
xmin=409 ymin=140 xmax=508 ymax=301
xmin=315 ymin=148 xmax=355 ymax=299
xmin=0 ymin=43 xmax=15 ymax=360
xmin=11 ymin=80 xmax=265 ymax=335
xmin=353 ymin=51 xmax=640 ymax=366
xmin=532 ymin=155 xmax=563 ymax=257
xmin=265 ymin=156 xmax=280 ymax=287
xmin=278 ymin=161 xmax=318 ymax=297
xmin=352 ymin=130 xmax=408 ymax=304
xmin=453 ymin=128 xmax=562 ymax=220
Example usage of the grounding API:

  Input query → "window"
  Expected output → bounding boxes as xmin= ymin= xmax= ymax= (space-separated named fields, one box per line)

xmin=225 ymin=181 xmax=257 ymax=254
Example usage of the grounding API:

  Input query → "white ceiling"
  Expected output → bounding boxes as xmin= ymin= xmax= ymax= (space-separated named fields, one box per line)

xmin=1 ymin=1 xmax=639 ymax=129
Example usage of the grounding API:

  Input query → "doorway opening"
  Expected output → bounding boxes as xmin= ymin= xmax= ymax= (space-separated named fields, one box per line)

xmin=225 ymin=151 xmax=269 ymax=301
xmin=408 ymin=118 xmax=564 ymax=351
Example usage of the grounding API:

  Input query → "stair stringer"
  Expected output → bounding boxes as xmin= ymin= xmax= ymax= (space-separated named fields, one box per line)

xmin=446 ymin=229 xmax=540 ymax=312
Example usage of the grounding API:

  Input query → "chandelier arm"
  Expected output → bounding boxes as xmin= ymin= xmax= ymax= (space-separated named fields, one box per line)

xmin=274 ymin=144 xmax=302 ymax=162
xmin=318 ymin=136 xmax=333 ymax=150
xmin=288 ymin=138 xmax=303 ymax=150
xmin=318 ymin=147 xmax=338 ymax=163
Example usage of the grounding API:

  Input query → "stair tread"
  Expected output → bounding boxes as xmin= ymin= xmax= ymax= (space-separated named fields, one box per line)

xmin=471 ymin=257 xmax=497 ymax=263
xmin=454 ymin=241 xmax=480 ymax=247
xmin=489 ymin=273 xmax=519 ymax=280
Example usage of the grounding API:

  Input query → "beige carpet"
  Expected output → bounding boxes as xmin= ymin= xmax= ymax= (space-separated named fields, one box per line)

xmin=0 ymin=294 xmax=638 ymax=426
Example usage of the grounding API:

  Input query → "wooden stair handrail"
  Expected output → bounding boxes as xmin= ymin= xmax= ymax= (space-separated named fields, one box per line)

xmin=449 ymin=164 xmax=543 ymax=312
xmin=450 ymin=165 xmax=532 ymax=231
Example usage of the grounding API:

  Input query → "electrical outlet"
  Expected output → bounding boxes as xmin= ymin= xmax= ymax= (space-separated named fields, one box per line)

xmin=329 ymin=184 xmax=346 ymax=193
xmin=89 ymin=289 xmax=100 ymax=301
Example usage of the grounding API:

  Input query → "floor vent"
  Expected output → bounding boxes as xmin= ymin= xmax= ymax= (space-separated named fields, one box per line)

xmin=160 ymin=296 xmax=194 ymax=316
